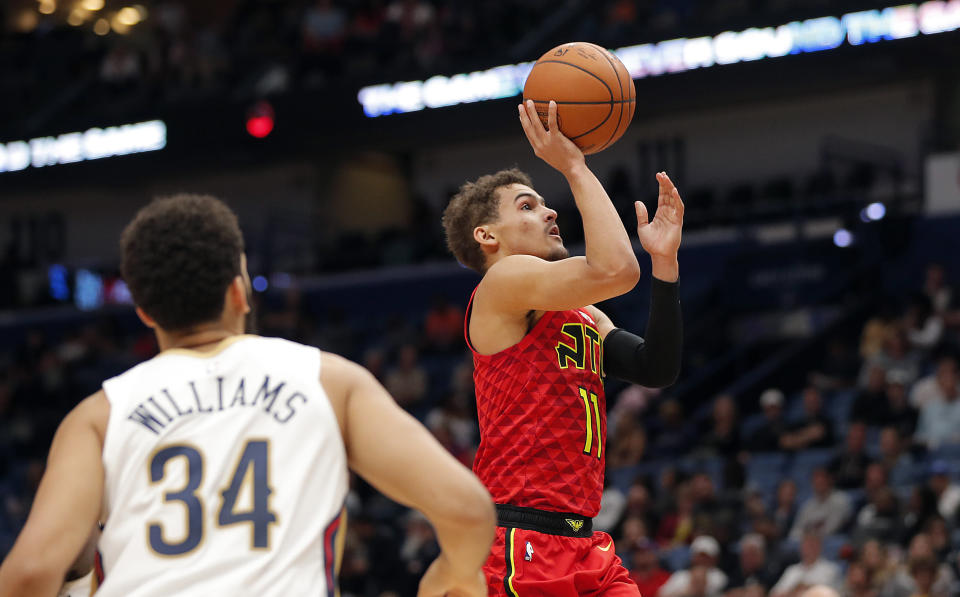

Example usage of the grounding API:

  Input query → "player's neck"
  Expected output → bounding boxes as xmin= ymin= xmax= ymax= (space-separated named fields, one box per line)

xmin=156 ymin=322 xmax=244 ymax=353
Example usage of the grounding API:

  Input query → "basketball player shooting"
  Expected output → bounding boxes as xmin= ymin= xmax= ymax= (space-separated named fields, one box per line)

xmin=441 ymin=99 xmax=683 ymax=596
xmin=0 ymin=195 xmax=494 ymax=597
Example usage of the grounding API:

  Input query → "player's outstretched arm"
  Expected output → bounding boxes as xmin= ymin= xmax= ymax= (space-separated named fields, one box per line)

xmin=0 ymin=394 xmax=107 ymax=597
xmin=321 ymin=354 xmax=494 ymax=597
xmin=588 ymin=172 xmax=684 ymax=388
xmin=482 ymin=100 xmax=640 ymax=313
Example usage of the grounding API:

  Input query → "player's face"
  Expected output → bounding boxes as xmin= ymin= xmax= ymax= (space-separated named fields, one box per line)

xmin=491 ymin=184 xmax=568 ymax=261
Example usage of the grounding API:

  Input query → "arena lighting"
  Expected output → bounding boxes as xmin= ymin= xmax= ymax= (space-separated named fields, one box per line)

xmin=860 ymin=202 xmax=887 ymax=222
xmin=0 ymin=120 xmax=166 ymax=174
xmin=358 ymin=0 xmax=960 ymax=117
xmin=833 ymin=228 xmax=855 ymax=247
xmin=252 ymin=276 xmax=269 ymax=292
xmin=246 ymin=101 xmax=275 ymax=138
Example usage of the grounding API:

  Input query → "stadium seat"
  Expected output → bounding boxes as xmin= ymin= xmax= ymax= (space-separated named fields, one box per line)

xmin=662 ymin=545 xmax=691 ymax=572
xmin=821 ymin=534 xmax=849 ymax=560
xmin=746 ymin=452 xmax=788 ymax=495
xmin=788 ymin=448 xmax=835 ymax=484
xmin=740 ymin=413 xmax=767 ymax=442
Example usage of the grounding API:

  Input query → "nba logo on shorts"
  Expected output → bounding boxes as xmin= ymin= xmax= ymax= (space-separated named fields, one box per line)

xmin=525 ymin=541 xmax=534 ymax=562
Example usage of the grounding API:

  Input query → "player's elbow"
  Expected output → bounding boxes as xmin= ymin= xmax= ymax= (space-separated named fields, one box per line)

xmin=450 ymin=478 xmax=496 ymax=530
xmin=592 ymin=259 xmax=641 ymax=296
xmin=613 ymin=258 xmax=642 ymax=289
xmin=0 ymin=555 xmax=62 ymax=596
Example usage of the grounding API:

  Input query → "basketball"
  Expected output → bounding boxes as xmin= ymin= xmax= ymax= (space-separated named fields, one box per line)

xmin=522 ymin=42 xmax=636 ymax=155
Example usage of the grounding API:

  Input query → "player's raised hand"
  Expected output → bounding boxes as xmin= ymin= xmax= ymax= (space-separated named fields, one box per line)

xmin=518 ymin=99 xmax=585 ymax=176
xmin=417 ymin=555 xmax=487 ymax=597
xmin=636 ymin=171 xmax=684 ymax=260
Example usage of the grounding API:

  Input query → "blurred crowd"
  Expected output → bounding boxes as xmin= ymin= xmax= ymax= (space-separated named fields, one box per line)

xmin=1 ymin=0 xmax=875 ymax=120
xmin=2 ymin=258 xmax=959 ymax=597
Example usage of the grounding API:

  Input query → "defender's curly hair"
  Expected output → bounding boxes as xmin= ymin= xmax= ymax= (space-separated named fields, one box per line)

xmin=441 ymin=168 xmax=532 ymax=273
xmin=120 ymin=194 xmax=244 ymax=331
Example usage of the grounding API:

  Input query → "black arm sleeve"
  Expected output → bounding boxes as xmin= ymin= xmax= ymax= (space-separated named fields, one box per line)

xmin=602 ymin=277 xmax=682 ymax=388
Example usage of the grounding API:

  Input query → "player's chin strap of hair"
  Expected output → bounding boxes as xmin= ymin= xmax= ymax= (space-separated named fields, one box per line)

xmin=602 ymin=277 xmax=682 ymax=388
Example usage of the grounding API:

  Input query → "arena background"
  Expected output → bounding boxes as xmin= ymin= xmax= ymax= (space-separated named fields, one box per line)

xmin=1 ymin=0 xmax=960 ymax=595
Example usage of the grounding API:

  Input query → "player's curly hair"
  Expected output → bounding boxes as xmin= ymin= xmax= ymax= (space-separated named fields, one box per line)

xmin=120 ymin=193 xmax=244 ymax=331
xmin=441 ymin=168 xmax=532 ymax=273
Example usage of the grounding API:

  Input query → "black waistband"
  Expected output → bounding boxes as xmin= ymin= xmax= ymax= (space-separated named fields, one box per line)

xmin=495 ymin=504 xmax=593 ymax=538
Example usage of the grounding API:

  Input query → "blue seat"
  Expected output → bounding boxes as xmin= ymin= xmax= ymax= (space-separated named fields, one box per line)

xmin=928 ymin=444 xmax=960 ymax=466
xmin=789 ymin=448 xmax=835 ymax=484
xmin=822 ymin=534 xmax=849 ymax=560
xmin=740 ymin=413 xmax=767 ymax=442
xmin=864 ymin=426 xmax=882 ymax=459
xmin=889 ymin=461 xmax=918 ymax=488
xmin=678 ymin=456 xmax=725 ymax=490
xmin=746 ymin=452 xmax=787 ymax=495
xmin=662 ymin=545 xmax=691 ymax=572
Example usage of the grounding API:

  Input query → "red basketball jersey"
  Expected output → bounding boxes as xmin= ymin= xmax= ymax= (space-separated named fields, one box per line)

xmin=466 ymin=288 xmax=606 ymax=517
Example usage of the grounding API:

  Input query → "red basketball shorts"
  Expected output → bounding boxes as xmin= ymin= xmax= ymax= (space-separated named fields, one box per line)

xmin=484 ymin=526 xmax=641 ymax=597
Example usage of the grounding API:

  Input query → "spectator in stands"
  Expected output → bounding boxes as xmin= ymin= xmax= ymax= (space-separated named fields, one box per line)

xmin=748 ymin=388 xmax=789 ymax=452
xmin=384 ymin=343 xmax=428 ymax=410
xmin=880 ymin=534 xmax=957 ymax=597
xmin=773 ymin=479 xmax=799 ymax=540
xmin=843 ymin=561 xmax=876 ymax=597
xmin=914 ymin=371 xmax=960 ymax=448
xmin=397 ymin=510 xmax=440 ymax=593
xmin=771 ymin=531 xmax=842 ymax=597
xmin=851 ymin=365 xmax=888 ymax=425
xmin=596 ymin=477 xmax=627 ymax=533
xmin=780 ymin=386 xmax=834 ymax=451
xmin=910 ymin=355 xmax=960 ymax=409
xmin=362 ymin=347 xmax=387 ymax=382
xmin=789 ymin=468 xmax=852 ymax=540
xmin=860 ymin=304 xmax=899 ymax=361
xmin=423 ymin=295 xmax=464 ymax=352
xmin=922 ymin=516 xmax=952 ymax=562
xmin=858 ymin=540 xmax=895 ymax=594
xmin=829 ymin=421 xmax=872 ymax=490
xmin=904 ymin=294 xmax=944 ymax=354
xmin=809 ymin=338 xmax=860 ymax=391
xmin=651 ymin=399 xmax=693 ymax=459
xmin=878 ymin=372 xmax=919 ymax=439
xmin=631 ymin=538 xmax=671 ymax=597
xmin=926 ymin=460 xmax=960 ymax=521
xmin=724 ymin=533 xmax=779 ymax=595
xmin=657 ymin=483 xmax=696 ymax=547
xmin=902 ymin=557 xmax=940 ymax=597
xmin=698 ymin=394 xmax=742 ymax=459
xmin=622 ymin=479 xmax=656 ymax=531
xmin=859 ymin=331 xmax=919 ymax=389
xmin=621 ymin=515 xmax=654 ymax=557
xmin=853 ymin=486 xmax=901 ymax=545
xmin=302 ymin=0 xmax=348 ymax=52
xmin=659 ymin=535 xmax=729 ymax=597
xmin=609 ymin=425 xmax=649 ymax=469
xmin=923 ymin=263 xmax=953 ymax=315
xmin=877 ymin=427 xmax=916 ymax=487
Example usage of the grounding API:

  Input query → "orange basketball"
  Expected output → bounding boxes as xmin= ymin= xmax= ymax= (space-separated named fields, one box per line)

xmin=522 ymin=42 xmax=636 ymax=155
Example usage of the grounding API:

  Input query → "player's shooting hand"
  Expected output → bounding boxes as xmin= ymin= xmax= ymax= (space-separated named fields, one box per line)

xmin=417 ymin=555 xmax=487 ymax=597
xmin=518 ymin=99 xmax=585 ymax=176
xmin=636 ymin=171 xmax=684 ymax=259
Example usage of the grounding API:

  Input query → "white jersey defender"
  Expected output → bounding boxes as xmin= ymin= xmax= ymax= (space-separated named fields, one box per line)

xmin=97 ymin=335 xmax=347 ymax=597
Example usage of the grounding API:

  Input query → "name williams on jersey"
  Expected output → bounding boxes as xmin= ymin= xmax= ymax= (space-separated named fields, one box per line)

xmin=125 ymin=375 xmax=307 ymax=434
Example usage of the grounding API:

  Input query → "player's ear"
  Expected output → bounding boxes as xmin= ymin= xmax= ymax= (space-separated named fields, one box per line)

xmin=135 ymin=306 xmax=157 ymax=329
xmin=227 ymin=276 xmax=251 ymax=315
xmin=473 ymin=225 xmax=498 ymax=250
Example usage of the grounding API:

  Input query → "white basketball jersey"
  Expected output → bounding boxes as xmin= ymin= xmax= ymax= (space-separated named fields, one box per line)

xmin=97 ymin=335 xmax=348 ymax=597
